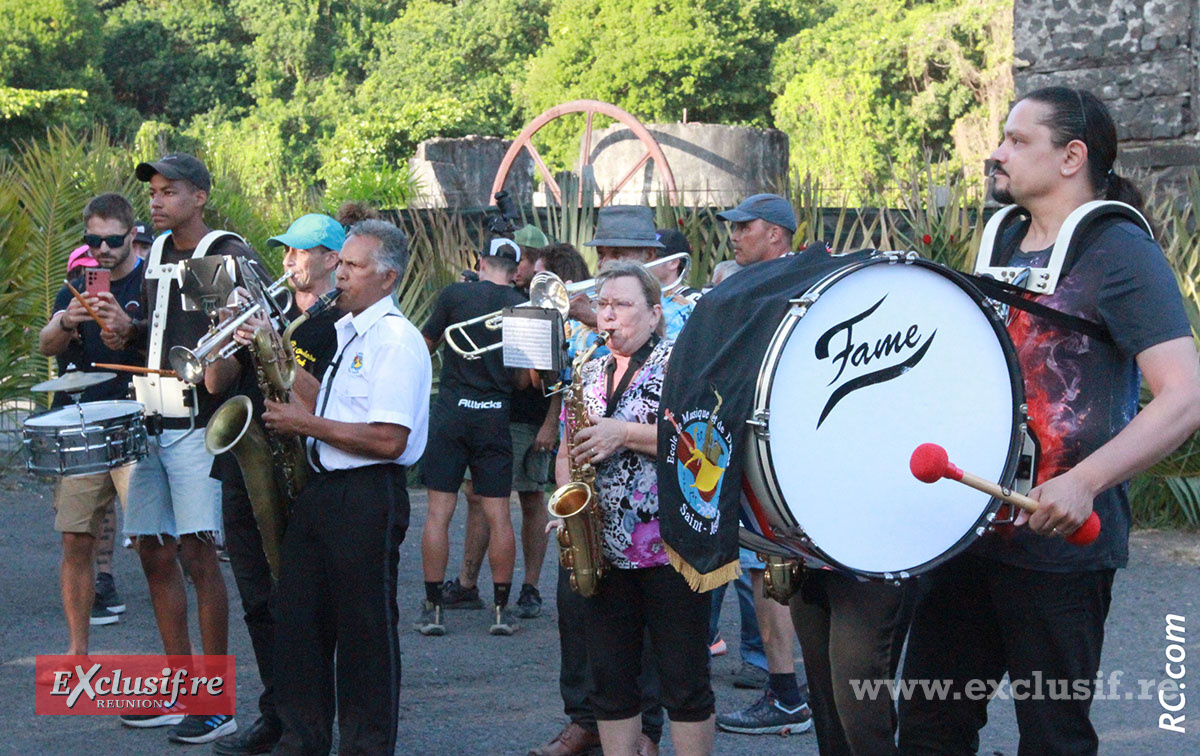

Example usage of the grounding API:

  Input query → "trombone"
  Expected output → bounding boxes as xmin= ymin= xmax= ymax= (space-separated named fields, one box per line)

xmin=444 ymin=252 xmax=691 ymax=360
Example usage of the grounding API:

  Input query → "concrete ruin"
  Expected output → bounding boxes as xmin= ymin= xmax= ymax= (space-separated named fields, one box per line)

xmin=408 ymin=136 xmax=533 ymax=208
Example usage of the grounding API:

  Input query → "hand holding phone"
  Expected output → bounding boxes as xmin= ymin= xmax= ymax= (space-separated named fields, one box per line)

xmin=85 ymin=268 xmax=111 ymax=296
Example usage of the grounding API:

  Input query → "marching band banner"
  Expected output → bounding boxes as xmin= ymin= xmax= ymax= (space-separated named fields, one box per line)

xmin=657 ymin=246 xmax=869 ymax=590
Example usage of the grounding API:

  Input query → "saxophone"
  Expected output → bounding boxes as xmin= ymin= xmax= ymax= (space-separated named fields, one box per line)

xmin=205 ymin=289 xmax=341 ymax=581
xmin=546 ymin=334 xmax=609 ymax=597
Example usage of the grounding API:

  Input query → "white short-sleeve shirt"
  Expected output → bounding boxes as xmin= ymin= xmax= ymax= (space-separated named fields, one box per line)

xmin=308 ymin=295 xmax=432 ymax=470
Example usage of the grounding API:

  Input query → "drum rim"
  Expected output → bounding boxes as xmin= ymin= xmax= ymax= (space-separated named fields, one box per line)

xmin=23 ymin=400 xmax=146 ymax=427
xmin=745 ymin=254 xmax=1027 ymax=580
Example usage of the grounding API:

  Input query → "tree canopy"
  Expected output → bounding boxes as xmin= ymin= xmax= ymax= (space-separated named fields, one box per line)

xmin=0 ymin=0 xmax=1014 ymax=199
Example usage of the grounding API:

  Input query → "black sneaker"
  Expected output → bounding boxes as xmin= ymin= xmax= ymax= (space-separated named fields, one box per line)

xmin=441 ymin=578 xmax=484 ymax=610
xmin=413 ymin=600 xmax=446 ymax=636
xmin=168 ymin=713 xmax=238 ymax=744
xmin=119 ymin=702 xmax=185 ymax=728
xmin=95 ymin=572 xmax=125 ymax=614
xmin=515 ymin=583 xmax=542 ymax=618
xmin=731 ymin=660 xmax=769 ymax=689
xmin=716 ymin=692 xmax=813 ymax=735
xmin=89 ymin=596 xmax=119 ymax=626
xmin=489 ymin=604 xmax=519 ymax=636
xmin=212 ymin=715 xmax=280 ymax=755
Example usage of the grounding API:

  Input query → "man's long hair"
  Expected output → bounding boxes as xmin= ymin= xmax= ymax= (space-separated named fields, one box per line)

xmin=1020 ymin=87 xmax=1147 ymax=217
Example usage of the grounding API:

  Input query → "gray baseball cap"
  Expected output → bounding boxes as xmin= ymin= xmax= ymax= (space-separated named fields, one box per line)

xmin=717 ymin=193 xmax=796 ymax=233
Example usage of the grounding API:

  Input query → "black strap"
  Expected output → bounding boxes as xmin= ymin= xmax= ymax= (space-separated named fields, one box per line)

xmin=968 ymin=274 xmax=1113 ymax=345
xmin=309 ymin=332 xmax=360 ymax=473
xmin=604 ymin=335 xmax=658 ymax=418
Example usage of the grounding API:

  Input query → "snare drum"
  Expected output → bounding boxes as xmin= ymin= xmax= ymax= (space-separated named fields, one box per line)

xmin=23 ymin=400 xmax=148 ymax=476
xmin=741 ymin=254 xmax=1029 ymax=580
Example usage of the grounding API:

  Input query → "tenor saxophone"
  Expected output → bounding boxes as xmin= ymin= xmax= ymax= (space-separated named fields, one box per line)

xmin=547 ymin=335 xmax=609 ymax=597
xmin=206 ymin=290 xmax=340 ymax=581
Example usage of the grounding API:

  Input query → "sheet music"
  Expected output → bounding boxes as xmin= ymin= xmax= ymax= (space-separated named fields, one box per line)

xmin=502 ymin=314 xmax=556 ymax=370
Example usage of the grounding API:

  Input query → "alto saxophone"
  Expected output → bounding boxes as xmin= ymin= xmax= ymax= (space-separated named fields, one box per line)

xmin=206 ymin=289 xmax=341 ymax=581
xmin=547 ymin=335 xmax=609 ymax=597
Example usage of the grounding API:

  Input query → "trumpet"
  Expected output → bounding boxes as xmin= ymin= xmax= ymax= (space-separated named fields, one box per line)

xmin=444 ymin=251 xmax=691 ymax=360
xmin=169 ymin=271 xmax=294 ymax=385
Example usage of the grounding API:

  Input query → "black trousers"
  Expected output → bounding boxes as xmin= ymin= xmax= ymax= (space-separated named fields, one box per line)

xmin=556 ymin=563 xmax=665 ymax=739
xmin=898 ymin=553 xmax=1115 ymax=756
xmin=220 ymin=475 xmax=278 ymax=727
xmin=583 ymin=566 xmax=715 ymax=723
xmin=790 ymin=570 xmax=917 ymax=756
xmin=273 ymin=465 xmax=410 ymax=756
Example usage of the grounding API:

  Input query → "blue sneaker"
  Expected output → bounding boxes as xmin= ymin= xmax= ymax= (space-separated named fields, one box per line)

xmin=168 ymin=713 xmax=237 ymax=744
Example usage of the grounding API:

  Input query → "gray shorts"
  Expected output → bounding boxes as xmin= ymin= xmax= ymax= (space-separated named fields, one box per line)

xmin=124 ymin=429 xmax=222 ymax=541
xmin=510 ymin=422 xmax=552 ymax=493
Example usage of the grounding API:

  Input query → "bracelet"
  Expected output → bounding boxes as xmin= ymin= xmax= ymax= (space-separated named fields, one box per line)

xmin=58 ymin=315 xmax=76 ymax=332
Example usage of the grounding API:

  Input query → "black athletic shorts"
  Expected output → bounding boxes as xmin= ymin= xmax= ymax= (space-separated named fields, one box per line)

xmin=422 ymin=397 xmax=513 ymax=498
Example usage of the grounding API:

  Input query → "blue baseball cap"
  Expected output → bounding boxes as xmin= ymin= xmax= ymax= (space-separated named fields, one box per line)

xmin=717 ymin=193 xmax=796 ymax=233
xmin=267 ymin=213 xmax=346 ymax=251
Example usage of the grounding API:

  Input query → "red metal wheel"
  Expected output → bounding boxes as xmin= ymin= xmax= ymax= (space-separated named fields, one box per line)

xmin=491 ymin=99 xmax=678 ymax=207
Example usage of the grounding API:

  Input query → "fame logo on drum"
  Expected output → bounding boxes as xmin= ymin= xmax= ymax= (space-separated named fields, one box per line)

xmin=663 ymin=388 xmax=732 ymax=533
xmin=814 ymin=295 xmax=936 ymax=428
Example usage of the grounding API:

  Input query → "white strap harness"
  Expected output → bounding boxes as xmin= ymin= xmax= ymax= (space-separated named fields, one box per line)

xmin=972 ymin=200 xmax=1153 ymax=295
xmin=134 ymin=230 xmax=246 ymax=427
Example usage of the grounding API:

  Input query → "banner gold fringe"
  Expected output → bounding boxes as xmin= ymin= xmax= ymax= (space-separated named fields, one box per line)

xmin=666 ymin=544 xmax=741 ymax=593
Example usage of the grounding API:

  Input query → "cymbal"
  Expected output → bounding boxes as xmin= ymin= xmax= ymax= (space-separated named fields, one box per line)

xmin=31 ymin=371 xmax=117 ymax=393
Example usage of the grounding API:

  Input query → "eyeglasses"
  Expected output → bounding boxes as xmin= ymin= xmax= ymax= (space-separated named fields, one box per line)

xmin=83 ymin=233 xmax=127 ymax=249
xmin=593 ymin=298 xmax=639 ymax=313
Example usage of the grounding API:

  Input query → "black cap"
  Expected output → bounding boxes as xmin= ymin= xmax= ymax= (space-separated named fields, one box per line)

xmin=135 ymin=153 xmax=211 ymax=192
xmin=655 ymin=228 xmax=691 ymax=258
xmin=132 ymin=221 xmax=153 ymax=245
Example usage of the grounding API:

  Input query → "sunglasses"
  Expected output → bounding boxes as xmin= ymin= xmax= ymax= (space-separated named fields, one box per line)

xmin=83 ymin=233 xmax=128 ymax=249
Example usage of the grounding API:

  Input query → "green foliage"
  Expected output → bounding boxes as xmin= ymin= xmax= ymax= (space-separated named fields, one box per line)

xmin=772 ymin=0 xmax=1011 ymax=197
xmin=101 ymin=0 xmax=254 ymax=129
xmin=0 ymin=0 xmax=109 ymax=142
xmin=0 ymin=127 xmax=143 ymax=403
xmin=525 ymin=0 xmax=821 ymax=170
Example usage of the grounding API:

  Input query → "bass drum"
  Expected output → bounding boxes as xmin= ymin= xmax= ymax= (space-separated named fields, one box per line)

xmin=741 ymin=254 xmax=1027 ymax=580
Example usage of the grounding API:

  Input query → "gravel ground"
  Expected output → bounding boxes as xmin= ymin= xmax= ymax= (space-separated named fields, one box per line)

xmin=0 ymin=465 xmax=1196 ymax=755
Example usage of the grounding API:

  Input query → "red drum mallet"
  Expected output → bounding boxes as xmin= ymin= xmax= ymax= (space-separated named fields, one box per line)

xmin=909 ymin=442 xmax=1101 ymax=546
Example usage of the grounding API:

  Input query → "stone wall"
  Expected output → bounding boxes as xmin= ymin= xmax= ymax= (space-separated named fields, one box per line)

xmin=583 ymin=122 xmax=789 ymax=206
xmin=408 ymin=136 xmax=533 ymax=208
xmin=1013 ymin=0 xmax=1199 ymax=184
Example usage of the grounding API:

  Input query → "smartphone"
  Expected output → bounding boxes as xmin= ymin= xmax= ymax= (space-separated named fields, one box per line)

xmin=85 ymin=268 xmax=110 ymax=296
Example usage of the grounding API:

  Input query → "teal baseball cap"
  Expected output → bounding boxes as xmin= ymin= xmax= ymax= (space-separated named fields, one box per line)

xmin=267 ymin=213 xmax=346 ymax=251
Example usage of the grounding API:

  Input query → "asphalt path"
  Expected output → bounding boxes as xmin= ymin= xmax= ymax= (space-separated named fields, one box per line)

xmin=1 ymin=467 xmax=1197 ymax=755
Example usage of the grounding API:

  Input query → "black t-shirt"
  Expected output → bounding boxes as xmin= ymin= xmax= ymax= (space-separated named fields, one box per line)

xmin=973 ymin=219 xmax=1192 ymax=572
xmin=422 ymin=281 xmax=526 ymax=403
xmin=135 ymin=233 xmax=262 ymax=426
xmin=51 ymin=258 xmax=147 ymax=407
xmin=287 ymin=299 xmax=339 ymax=382
xmin=510 ymin=383 xmax=552 ymax=425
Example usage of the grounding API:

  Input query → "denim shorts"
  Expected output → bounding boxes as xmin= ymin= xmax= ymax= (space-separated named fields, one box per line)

xmin=124 ymin=429 xmax=222 ymax=541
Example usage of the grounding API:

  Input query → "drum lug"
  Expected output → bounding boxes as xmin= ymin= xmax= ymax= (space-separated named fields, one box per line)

xmin=746 ymin=409 xmax=770 ymax=439
xmin=878 ymin=250 xmax=919 ymax=264
xmin=788 ymin=295 xmax=817 ymax=316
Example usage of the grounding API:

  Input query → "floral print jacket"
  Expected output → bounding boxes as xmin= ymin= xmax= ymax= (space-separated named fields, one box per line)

xmin=577 ymin=338 xmax=673 ymax=569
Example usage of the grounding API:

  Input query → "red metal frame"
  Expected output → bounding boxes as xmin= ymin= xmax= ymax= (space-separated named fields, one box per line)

xmin=490 ymin=99 xmax=678 ymax=207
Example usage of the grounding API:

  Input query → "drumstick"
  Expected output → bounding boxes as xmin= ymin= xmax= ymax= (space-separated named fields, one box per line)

xmin=64 ymin=280 xmax=113 ymax=334
xmin=909 ymin=442 xmax=1101 ymax=546
xmin=91 ymin=363 xmax=177 ymax=378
